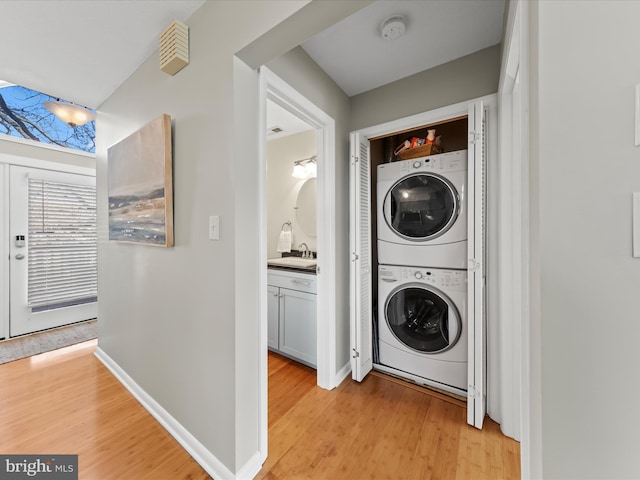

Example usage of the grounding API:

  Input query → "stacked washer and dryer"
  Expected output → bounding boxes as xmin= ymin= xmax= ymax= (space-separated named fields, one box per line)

xmin=376 ymin=149 xmax=468 ymax=394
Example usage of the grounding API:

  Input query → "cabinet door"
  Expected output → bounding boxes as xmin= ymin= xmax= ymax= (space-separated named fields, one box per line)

xmin=267 ymin=285 xmax=280 ymax=350
xmin=279 ymin=288 xmax=317 ymax=367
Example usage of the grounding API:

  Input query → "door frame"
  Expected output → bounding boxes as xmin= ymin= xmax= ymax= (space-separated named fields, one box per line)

xmin=498 ymin=0 xmax=536 ymax=475
xmin=0 ymin=154 xmax=95 ymax=341
xmin=349 ymin=94 xmax=497 ymax=427
xmin=258 ymin=67 xmax=337 ymax=461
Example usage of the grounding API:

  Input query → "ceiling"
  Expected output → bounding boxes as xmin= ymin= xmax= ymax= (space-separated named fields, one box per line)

xmin=0 ymin=0 xmax=504 ymax=113
xmin=302 ymin=0 xmax=505 ymax=97
xmin=0 ymin=0 xmax=205 ymax=108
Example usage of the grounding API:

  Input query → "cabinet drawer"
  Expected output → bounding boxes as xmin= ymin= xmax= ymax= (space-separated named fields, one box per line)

xmin=268 ymin=270 xmax=316 ymax=294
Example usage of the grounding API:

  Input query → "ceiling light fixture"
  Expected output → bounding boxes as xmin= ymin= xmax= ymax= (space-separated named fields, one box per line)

xmin=292 ymin=156 xmax=317 ymax=179
xmin=44 ymin=100 xmax=95 ymax=127
xmin=380 ymin=16 xmax=406 ymax=41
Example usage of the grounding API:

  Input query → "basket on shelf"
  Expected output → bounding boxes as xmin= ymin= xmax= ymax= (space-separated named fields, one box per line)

xmin=397 ymin=142 xmax=443 ymax=160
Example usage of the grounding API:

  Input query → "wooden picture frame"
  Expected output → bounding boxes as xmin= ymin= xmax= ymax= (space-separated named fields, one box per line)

xmin=107 ymin=114 xmax=174 ymax=247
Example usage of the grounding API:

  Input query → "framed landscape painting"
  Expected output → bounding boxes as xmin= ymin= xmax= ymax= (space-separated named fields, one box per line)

xmin=107 ymin=114 xmax=174 ymax=247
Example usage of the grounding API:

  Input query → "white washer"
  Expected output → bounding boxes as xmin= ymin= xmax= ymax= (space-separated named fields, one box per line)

xmin=378 ymin=264 xmax=467 ymax=392
xmin=377 ymin=150 xmax=467 ymax=269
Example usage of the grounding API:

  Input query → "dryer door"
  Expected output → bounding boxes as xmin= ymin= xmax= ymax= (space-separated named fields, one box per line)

xmin=385 ymin=285 xmax=461 ymax=354
xmin=383 ymin=173 xmax=459 ymax=241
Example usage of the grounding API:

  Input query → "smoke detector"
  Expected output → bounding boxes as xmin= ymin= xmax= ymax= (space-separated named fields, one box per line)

xmin=380 ymin=16 xmax=406 ymax=41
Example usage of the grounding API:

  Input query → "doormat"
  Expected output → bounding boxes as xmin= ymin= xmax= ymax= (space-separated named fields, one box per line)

xmin=0 ymin=319 xmax=97 ymax=365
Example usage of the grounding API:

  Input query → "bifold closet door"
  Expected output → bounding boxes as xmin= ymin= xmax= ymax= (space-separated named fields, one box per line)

xmin=349 ymin=132 xmax=373 ymax=382
xmin=9 ymin=166 xmax=97 ymax=337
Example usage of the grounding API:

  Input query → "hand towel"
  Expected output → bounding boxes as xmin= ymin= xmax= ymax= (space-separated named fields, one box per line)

xmin=276 ymin=230 xmax=292 ymax=253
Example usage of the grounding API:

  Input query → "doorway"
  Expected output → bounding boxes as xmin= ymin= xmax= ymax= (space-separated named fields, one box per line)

xmin=258 ymin=67 xmax=337 ymax=459
xmin=8 ymin=165 xmax=97 ymax=337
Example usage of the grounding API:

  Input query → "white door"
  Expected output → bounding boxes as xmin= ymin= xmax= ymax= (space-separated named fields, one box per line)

xmin=467 ymin=101 xmax=487 ymax=428
xmin=349 ymin=132 xmax=373 ymax=381
xmin=9 ymin=166 xmax=97 ymax=337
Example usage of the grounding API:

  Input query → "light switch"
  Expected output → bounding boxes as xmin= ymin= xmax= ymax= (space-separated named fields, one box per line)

xmin=636 ymin=85 xmax=640 ymax=146
xmin=634 ymin=194 xmax=640 ymax=258
xmin=209 ymin=215 xmax=220 ymax=241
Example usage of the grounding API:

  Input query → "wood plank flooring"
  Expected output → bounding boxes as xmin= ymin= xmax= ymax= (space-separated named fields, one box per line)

xmin=0 ymin=340 xmax=209 ymax=480
xmin=259 ymin=352 xmax=520 ymax=480
xmin=0 ymin=341 xmax=520 ymax=479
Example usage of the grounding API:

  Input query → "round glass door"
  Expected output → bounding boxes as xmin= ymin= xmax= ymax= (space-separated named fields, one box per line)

xmin=384 ymin=173 xmax=458 ymax=240
xmin=385 ymin=285 xmax=460 ymax=353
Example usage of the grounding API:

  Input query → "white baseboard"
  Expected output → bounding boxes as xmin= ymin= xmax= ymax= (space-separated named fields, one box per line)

xmin=333 ymin=361 xmax=352 ymax=388
xmin=95 ymin=347 xmax=262 ymax=480
xmin=235 ymin=451 xmax=262 ymax=480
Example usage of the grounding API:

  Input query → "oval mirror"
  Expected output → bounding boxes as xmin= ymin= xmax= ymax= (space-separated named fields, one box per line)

xmin=296 ymin=178 xmax=317 ymax=237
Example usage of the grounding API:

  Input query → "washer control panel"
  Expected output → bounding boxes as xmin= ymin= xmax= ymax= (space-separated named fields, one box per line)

xmin=379 ymin=265 xmax=466 ymax=289
xmin=378 ymin=265 xmax=467 ymax=291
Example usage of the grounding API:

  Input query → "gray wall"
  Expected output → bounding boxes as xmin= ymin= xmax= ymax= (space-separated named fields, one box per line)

xmin=533 ymin=1 xmax=640 ymax=477
xmin=96 ymin=1 xmax=308 ymax=474
xmin=267 ymin=46 xmax=353 ymax=375
xmin=350 ymin=45 xmax=501 ymax=132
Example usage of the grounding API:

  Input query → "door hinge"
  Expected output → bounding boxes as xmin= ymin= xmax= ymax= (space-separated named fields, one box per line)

xmin=468 ymin=385 xmax=481 ymax=399
xmin=351 ymin=155 xmax=359 ymax=165
xmin=351 ymin=252 xmax=359 ymax=262
xmin=352 ymin=348 xmax=359 ymax=359
xmin=469 ymin=131 xmax=481 ymax=145
xmin=468 ymin=258 xmax=481 ymax=272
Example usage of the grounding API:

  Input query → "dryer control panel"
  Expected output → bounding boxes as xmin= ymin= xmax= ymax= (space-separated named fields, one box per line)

xmin=377 ymin=149 xmax=467 ymax=179
xmin=379 ymin=265 xmax=467 ymax=292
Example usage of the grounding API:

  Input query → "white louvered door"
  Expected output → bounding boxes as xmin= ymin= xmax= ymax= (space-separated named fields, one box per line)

xmin=349 ymin=132 xmax=373 ymax=382
xmin=467 ymin=101 xmax=487 ymax=428
xmin=9 ymin=166 xmax=97 ymax=337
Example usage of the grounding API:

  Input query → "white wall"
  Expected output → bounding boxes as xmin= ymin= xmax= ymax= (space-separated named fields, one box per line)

xmin=533 ymin=1 xmax=640 ymax=477
xmin=267 ymin=130 xmax=316 ymax=257
xmin=96 ymin=1 xmax=309 ymax=475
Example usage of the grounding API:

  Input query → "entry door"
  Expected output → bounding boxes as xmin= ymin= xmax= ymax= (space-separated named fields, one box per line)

xmin=9 ymin=166 xmax=97 ymax=337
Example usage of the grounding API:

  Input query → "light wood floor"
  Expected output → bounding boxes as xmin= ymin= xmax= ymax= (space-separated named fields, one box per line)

xmin=258 ymin=352 xmax=520 ymax=479
xmin=0 ymin=341 xmax=520 ymax=479
xmin=0 ymin=340 xmax=209 ymax=480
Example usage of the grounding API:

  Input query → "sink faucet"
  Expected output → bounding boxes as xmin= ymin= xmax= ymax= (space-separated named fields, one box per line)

xmin=299 ymin=243 xmax=309 ymax=258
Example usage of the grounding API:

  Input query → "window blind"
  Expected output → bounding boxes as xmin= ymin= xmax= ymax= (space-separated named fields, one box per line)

xmin=28 ymin=178 xmax=97 ymax=312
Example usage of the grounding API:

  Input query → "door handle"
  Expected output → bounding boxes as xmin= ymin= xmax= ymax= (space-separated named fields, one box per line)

xmin=15 ymin=253 xmax=25 ymax=260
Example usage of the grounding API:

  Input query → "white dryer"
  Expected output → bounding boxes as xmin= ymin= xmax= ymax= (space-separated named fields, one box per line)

xmin=377 ymin=264 xmax=467 ymax=393
xmin=377 ymin=150 xmax=467 ymax=269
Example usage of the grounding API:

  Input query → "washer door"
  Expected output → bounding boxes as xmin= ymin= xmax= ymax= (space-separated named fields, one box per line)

xmin=383 ymin=173 xmax=458 ymax=241
xmin=385 ymin=284 xmax=461 ymax=353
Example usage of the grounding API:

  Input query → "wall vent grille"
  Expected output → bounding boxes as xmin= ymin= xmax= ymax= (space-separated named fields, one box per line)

xmin=160 ymin=20 xmax=189 ymax=76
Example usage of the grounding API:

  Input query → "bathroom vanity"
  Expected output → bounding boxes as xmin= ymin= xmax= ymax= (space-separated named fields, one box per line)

xmin=267 ymin=264 xmax=317 ymax=368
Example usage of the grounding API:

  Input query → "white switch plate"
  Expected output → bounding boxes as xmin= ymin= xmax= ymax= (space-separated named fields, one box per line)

xmin=209 ymin=215 xmax=220 ymax=241
xmin=634 ymin=194 xmax=640 ymax=257
xmin=635 ymin=85 xmax=640 ymax=146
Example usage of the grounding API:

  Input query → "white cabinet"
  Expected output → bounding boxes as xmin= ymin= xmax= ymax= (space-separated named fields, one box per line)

xmin=268 ymin=269 xmax=317 ymax=368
